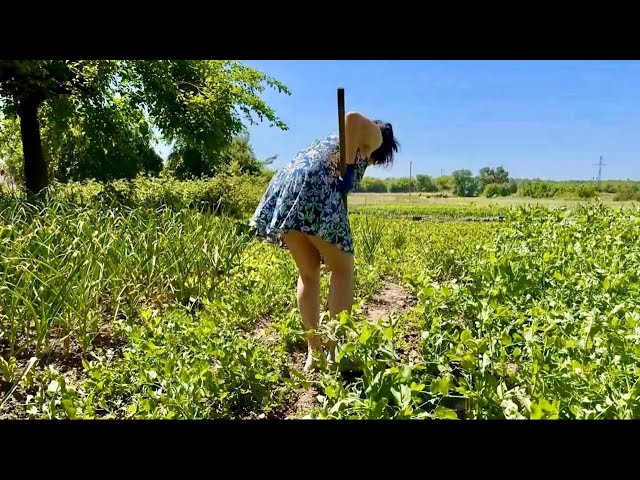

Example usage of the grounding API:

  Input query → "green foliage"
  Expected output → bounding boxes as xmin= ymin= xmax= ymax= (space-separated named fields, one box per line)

xmin=516 ymin=179 xmax=640 ymax=199
xmin=410 ymin=204 xmax=640 ymax=418
xmin=484 ymin=181 xmax=517 ymax=198
xmin=52 ymin=170 xmax=269 ymax=219
xmin=2 ymin=179 xmax=640 ymax=419
xmin=415 ymin=174 xmax=438 ymax=193
xmin=70 ymin=308 xmax=295 ymax=419
xmin=479 ymin=166 xmax=510 ymax=190
xmin=315 ymin=314 xmax=432 ymax=419
xmin=614 ymin=184 xmax=640 ymax=202
xmin=348 ymin=174 xmax=636 ymax=200
xmin=354 ymin=177 xmax=388 ymax=193
xmin=484 ymin=183 xmax=500 ymax=198
xmin=435 ymin=175 xmax=453 ymax=191
xmin=479 ymin=166 xmax=515 ymax=198
xmin=388 ymin=177 xmax=418 ymax=193
xmin=0 ymin=116 xmax=24 ymax=185
xmin=575 ymin=184 xmax=597 ymax=199
xmin=0 ymin=61 xmax=109 ymax=112
xmin=452 ymin=169 xmax=480 ymax=197
xmin=166 ymin=133 xmax=269 ymax=180
xmin=352 ymin=203 xmax=508 ymax=221
xmin=517 ymin=180 xmax=560 ymax=198
xmin=504 ymin=180 xmax=518 ymax=196
xmin=349 ymin=173 xmax=637 ymax=200
xmin=42 ymin=96 xmax=163 ymax=182
xmin=0 ymin=60 xmax=290 ymax=189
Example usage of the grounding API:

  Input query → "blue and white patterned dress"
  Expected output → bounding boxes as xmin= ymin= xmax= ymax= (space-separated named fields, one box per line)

xmin=250 ymin=133 xmax=368 ymax=253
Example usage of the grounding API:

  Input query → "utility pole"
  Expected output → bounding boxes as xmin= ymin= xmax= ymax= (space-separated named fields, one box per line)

xmin=409 ymin=161 xmax=412 ymax=197
xmin=593 ymin=155 xmax=606 ymax=182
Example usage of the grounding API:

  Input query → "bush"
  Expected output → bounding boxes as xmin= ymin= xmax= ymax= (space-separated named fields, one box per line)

xmin=614 ymin=185 xmax=640 ymax=202
xmin=576 ymin=184 xmax=597 ymax=199
xmin=435 ymin=176 xmax=453 ymax=191
xmin=388 ymin=178 xmax=418 ymax=193
xmin=416 ymin=174 xmax=438 ymax=193
xmin=484 ymin=183 xmax=500 ymax=198
xmin=600 ymin=182 xmax=619 ymax=194
xmin=355 ymin=177 xmax=388 ymax=193
xmin=51 ymin=170 xmax=270 ymax=219
xmin=504 ymin=180 xmax=518 ymax=196
xmin=517 ymin=180 xmax=559 ymax=198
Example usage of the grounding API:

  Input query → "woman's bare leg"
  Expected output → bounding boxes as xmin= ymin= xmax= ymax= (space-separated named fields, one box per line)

xmin=281 ymin=231 xmax=322 ymax=371
xmin=306 ymin=234 xmax=354 ymax=365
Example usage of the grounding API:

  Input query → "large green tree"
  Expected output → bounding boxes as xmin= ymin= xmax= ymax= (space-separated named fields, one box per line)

xmin=478 ymin=166 xmax=510 ymax=190
xmin=166 ymin=132 xmax=276 ymax=179
xmin=452 ymin=169 xmax=480 ymax=197
xmin=415 ymin=174 xmax=438 ymax=192
xmin=0 ymin=60 xmax=290 ymax=196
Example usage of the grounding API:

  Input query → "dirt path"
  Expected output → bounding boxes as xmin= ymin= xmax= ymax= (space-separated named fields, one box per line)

xmin=364 ymin=280 xmax=421 ymax=366
xmin=362 ymin=280 xmax=416 ymax=323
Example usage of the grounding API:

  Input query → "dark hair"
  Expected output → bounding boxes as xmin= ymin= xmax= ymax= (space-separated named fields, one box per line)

xmin=369 ymin=120 xmax=399 ymax=166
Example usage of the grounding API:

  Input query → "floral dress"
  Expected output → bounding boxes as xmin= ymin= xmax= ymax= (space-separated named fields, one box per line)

xmin=250 ymin=133 xmax=368 ymax=253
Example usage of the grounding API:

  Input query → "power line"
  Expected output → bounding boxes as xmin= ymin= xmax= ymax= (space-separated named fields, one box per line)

xmin=593 ymin=155 xmax=606 ymax=182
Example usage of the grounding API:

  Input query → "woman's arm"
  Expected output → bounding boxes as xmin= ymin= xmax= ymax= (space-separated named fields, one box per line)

xmin=344 ymin=112 xmax=383 ymax=165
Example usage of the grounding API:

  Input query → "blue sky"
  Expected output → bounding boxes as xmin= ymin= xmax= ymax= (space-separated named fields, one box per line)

xmin=160 ymin=60 xmax=640 ymax=180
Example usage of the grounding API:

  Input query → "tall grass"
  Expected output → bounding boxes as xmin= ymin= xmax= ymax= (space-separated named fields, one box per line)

xmin=0 ymin=199 xmax=253 ymax=360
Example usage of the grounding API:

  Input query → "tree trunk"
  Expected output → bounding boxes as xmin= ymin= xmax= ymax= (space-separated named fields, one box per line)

xmin=17 ymin=96 xmax=48 ymax=198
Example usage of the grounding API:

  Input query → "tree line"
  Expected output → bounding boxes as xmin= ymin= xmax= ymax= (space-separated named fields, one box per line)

xmin=355 ymin=167 xmax=640 ymax=200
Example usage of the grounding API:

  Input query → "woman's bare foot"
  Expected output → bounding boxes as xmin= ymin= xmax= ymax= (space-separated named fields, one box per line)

xmin=303 ymin=337 xmax=323 ymax=372
xmin=325 ymin=340 xmax=337 ymax=369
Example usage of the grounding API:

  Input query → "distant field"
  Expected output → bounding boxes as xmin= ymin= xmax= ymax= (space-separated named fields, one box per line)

xmin=349 ymin=192 xmax=639 ymax=209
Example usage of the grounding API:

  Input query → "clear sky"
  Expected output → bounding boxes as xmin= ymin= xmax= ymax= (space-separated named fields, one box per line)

xmin=158 ymin=60 xmax=640 ymax=181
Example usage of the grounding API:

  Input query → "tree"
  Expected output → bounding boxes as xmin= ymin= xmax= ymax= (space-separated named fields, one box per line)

xmin=452 ymin=169 xmax=480 ymax=197
xmin=355 ymin=177 xmax=388 ymax=193
xmin=0 ymin=115 xmax=24 ymax=184
xmin=494 ymin=166 xmax=509 ymax=183
xmin=479 ymin=166 xmax=510 ymax=191
xmin=41 ymin=96 xmax=164 ymax=182
xmin=479 ymin=167 xmax=493 ymax=187
xmin=435 ymin=175 xmax=453 ymax=191
xmin=0 ymin=60 xmax=290 ymax=196
xmin=388 ymin=177 xmax=418 ymax=193
xmin=167 ymin=132 xmax=269 ymax=179
xmin=415 ymin=174 xmax=437 ymax=192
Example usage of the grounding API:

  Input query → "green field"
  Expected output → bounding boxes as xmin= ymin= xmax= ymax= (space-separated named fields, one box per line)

xmin=2 ymin=186 xmax=639 ymax=419
xmin=349 ymin=192 xmax=638 ymax=208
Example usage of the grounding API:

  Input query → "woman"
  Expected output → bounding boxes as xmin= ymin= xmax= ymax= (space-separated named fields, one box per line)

xmin=250 ymin=111 xmax=399 ymax=370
